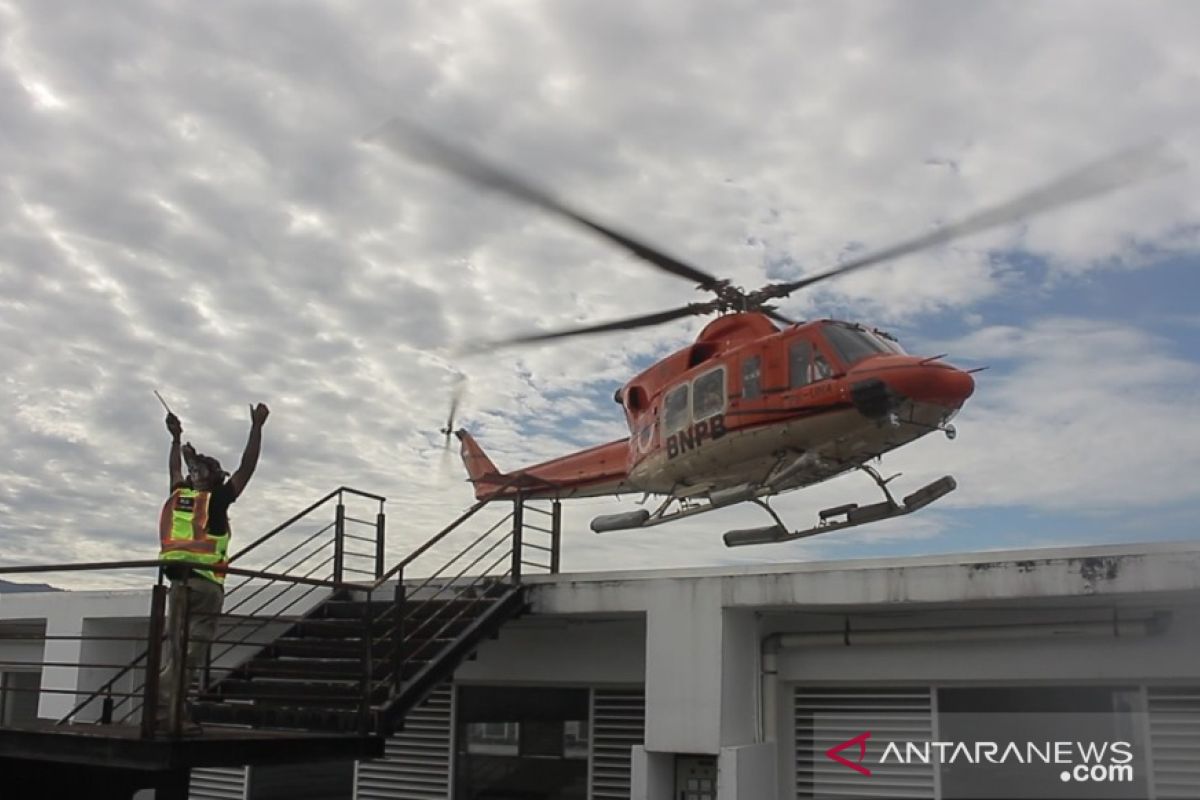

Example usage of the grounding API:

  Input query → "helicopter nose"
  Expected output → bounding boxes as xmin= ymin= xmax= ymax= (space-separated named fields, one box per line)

xmin=923 ymin=364 xmax=975 ymax=408
xmin=851 ymin=358 xmax=975 ymax=412
xmin=896 ymin=362 xmax=974 ymax=408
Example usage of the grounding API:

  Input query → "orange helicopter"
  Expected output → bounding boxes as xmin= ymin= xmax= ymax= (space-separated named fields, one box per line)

xmin=373 ymin=124 xmax=1172 ymax=546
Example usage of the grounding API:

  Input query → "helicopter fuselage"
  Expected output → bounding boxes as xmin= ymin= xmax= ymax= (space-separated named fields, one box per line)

xmin=456 ymin=312 xmax=975 ymax=503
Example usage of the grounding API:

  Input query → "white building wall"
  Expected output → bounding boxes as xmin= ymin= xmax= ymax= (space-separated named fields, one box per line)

xmin=718 ymin=743 xmax=777 ymax=800
xmin=720 ymin=609 xmax=759 ymax=749
xmin=455 ymin=617 xmax=645 ymax=685
xmin=775 ymin=605 xmax=1200 ymax=684
xmin=644 ymin=579 xmax=723 ymax=754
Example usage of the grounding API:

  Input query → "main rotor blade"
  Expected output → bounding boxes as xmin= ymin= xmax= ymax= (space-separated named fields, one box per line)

xmin=369 ymin=119 xmax=726 ymax=291
xmin=468 ymin=302 xmax=717 ymax=352
xmin=762 ymin=142 xmax=1180 ymax=299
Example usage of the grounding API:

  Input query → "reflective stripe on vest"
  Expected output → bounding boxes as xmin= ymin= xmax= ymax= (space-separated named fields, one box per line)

xmin=159 ymin=487 xmax=231 ymax=585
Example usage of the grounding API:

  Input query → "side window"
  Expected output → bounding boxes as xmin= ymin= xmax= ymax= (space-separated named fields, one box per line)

xmin=693 ymin=367 xmax=726 ymax=420
xmin=741 ymin=356 xmax=761 ymax=399
xmin=663 ymin=384 xmax=690 ymax=433
xmin=789 ymin=341 xmax=812 ymax=388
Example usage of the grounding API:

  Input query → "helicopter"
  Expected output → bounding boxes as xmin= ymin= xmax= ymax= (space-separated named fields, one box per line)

xmin=372 ymin=123 xmax=1174 ymax=547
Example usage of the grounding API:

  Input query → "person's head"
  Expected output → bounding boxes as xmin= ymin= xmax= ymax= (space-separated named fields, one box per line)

xmin=183 ymin=444 xmax=227 ymax=490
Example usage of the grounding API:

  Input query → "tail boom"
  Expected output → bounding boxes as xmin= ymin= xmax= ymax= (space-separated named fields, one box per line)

xmin=454 ymin=430 xmax=632 ymax=501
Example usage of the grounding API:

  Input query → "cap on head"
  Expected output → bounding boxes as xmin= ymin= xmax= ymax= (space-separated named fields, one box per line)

xmin=186 ymin=451 xmax=227 ymax=487
xmin=200 ymin=455 xmax=225 ymax=476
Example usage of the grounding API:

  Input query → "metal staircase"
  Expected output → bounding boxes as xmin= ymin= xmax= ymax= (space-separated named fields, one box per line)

xmin=191 ymin=582 xmax=529 ymax=732
xmin=49 ymin=485 xmax=561 ymax=738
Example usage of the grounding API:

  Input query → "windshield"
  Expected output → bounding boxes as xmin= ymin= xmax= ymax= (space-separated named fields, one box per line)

xmin=821 ymin=323 xmax=898 ymax=366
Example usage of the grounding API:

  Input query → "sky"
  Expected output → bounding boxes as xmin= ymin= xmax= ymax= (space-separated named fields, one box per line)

xmin=1 ymin=0 xmax=1198 ymax=590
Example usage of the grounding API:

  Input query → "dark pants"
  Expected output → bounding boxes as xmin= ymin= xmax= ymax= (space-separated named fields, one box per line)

xmin=157 ymin=575 xmax=224 ymax=725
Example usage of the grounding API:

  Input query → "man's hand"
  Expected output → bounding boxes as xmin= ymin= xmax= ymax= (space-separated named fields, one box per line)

xmin=233 ymin=405 xmax=268 ymax=497
xmin=166 ymin=412 xmax=182 ymax=440
xmin=250 ymin=403 xmax=270 ymax=427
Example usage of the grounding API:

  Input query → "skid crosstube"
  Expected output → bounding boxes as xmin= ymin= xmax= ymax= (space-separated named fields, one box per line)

xmin=723 ymin=475 xmax=957 ymax=547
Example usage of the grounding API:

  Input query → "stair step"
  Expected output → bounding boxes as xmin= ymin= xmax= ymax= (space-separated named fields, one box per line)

xmin=283 ymin=614 xmax=481 ymax=643
xmin=192 ymin=700 xmax=365 ymax=732
xmin=400 ymin=597 xmax=502 ymax=620
xmin=318 ymin=595 xmax=506 ymax=621
xmin=269 ymin=636 xmax=455 ymax=662
xmin=396 ymin=615 xmax=481 ymax=640
xmin=283 ymin=617 xmax=391 ymax=639
xmin=205 ymin=677 xmax=395 ymax=704
xmin=271 ymin=638 xmax=365 ymax=658
xmin=315 ymin=599 xmax=394 ymax=619
xmin=240 ymin=657 xmax=392 ymax=681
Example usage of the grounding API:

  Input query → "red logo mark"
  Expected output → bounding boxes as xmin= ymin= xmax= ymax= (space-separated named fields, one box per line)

xmin=825 ymin=731 xmax=872 ymax=776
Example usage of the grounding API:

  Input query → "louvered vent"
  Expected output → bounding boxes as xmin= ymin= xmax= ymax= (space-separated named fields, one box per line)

xmin=189 ymin=766 xmax=247 ymax=800
xmin=1148 ymin=686 xmax=1200 ymax=799
xmin=795 ymin=687 xmax=934 ymax=799
xmin=590 ymin=688 xmax=646 ymax=800
xmin=355 ymin=685 xmax=453 ymax=800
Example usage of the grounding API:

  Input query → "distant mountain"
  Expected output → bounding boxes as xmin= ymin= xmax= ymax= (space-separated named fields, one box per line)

xmin=0 ymin=578 xmax=59 ymax=593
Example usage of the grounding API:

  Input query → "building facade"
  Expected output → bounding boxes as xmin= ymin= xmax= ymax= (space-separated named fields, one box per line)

xmin=2 ymin=541 xmax=1198 ymax=799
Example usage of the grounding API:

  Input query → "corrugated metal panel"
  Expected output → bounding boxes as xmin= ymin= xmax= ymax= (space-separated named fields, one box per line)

xmin=795 ymin=687 xmax=934 ymax=799
xmin=355 ymin=685 xmax=453 ymax=800
xmin=190 ymin=766 xmax=247 ymax=800
xmin=590 ymin=688 xmax=646 ymax=800
xmin=1149 ymin=686 xmax=1200 ymax=800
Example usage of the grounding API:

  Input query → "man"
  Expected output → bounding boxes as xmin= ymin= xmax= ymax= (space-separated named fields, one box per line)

xmin=157 ymin=403 xmax=269 ymax=732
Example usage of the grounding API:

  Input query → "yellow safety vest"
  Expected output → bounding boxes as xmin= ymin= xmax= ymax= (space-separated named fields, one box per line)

xmin=158 ymin=487 xmax=230 ymax=585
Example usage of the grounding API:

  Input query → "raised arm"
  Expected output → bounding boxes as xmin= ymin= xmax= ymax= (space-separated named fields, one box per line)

xmin=166 ymin=413 xmax=183 ymax=490
xmin=230 ymin=403 xmax=270 ymax=497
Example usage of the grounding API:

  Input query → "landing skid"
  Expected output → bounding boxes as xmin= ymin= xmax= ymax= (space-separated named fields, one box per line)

xmin=723 ymin=467 xmax=957 ymax=547
xmin=589 ymin=463 xmax=957 ymax=545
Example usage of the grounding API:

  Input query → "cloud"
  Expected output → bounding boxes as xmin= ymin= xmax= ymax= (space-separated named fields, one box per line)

xmin=0 ymin=0 xmax=1197 ymax=586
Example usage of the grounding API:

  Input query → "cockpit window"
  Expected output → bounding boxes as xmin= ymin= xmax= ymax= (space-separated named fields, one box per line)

xmin=822 ymin=323 xmax=895 ymax=366
xmin=663 ymin=384 xmax=690 ymax=433
xmin=790 ymin=340 xmax=833 ymax=387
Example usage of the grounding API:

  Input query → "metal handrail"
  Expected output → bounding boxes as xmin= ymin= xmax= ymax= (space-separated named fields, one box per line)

xmin=369 ymin=473 xmax=533 ymax=590
xmin=0 ymin=560 xmax=352 ymax=589
xmin=230 ymin=486 xmax=383 ymax=563
xmin=372 ymin=500 xmax=491 ymax=587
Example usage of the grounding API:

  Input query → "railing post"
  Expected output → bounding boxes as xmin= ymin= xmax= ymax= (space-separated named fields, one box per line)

xmin=375 ymin=504 xmax=386 ymax=580
xmin=168 ymin=580 xmax=191 ymax=737
xmin=101 ymin=689 xmax=113 ymax=725
xmin=392 ymin=570 xmax=406 ymax=694
xmin=361 ymin=589 xmax=374 ymax=735
xmin=550 ymin=499 xmax=562 ymax=574
xmin=510 ymin=496 xmax=524 ymax=583
xmin=334 ymin=492 xmax=346 ymax=584
xmin=140 ymin=584 xmax=167 ymax=739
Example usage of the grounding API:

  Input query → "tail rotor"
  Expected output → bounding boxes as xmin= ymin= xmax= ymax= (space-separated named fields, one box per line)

xmin=439 ymin=375 xmax=467 ymax=477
